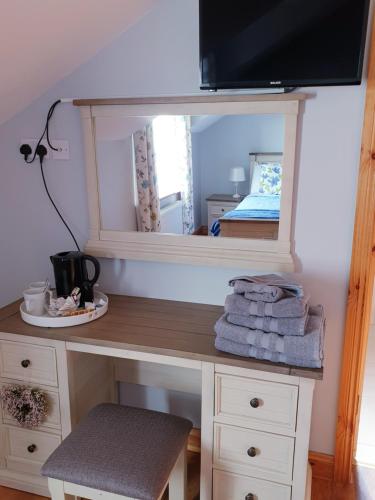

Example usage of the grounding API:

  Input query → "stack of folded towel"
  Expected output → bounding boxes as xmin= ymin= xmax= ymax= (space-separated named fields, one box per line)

xmin=214 ymin=274 xmax=325 ymax=369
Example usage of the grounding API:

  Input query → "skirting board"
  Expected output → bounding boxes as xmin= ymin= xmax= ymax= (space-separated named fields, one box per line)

xmin=188 ymin=429 xmax=335 ymax=481
xmin=308 ymin=451 xmax=335 ymax=481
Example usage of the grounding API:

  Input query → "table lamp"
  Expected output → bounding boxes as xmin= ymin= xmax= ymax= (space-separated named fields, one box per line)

xmin=229 ymin=166 xmax=246 ymax=199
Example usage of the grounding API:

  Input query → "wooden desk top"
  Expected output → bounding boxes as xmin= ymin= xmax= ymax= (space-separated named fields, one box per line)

xmin=0 ymin=295 xmax=322 ymax=380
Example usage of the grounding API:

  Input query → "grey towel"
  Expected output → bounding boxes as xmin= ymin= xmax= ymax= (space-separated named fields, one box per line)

xmin=229 ymin=274 xmax=304 ymax=302
xmin=225 ymin=293 xmax=308 ymax=318
xmin=227 ymin=310 xmax=308 ymax=336
xmin=215 ymin=305 xmax=324 ymax=364
xmin=215 ymin=337 xmax=322 ymax=369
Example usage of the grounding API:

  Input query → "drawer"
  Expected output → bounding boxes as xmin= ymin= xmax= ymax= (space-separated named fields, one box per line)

xmin=0 ymin=341 xmax=58 ymax=387
xmin=6 ymin=427 xmax=61 ymax=475
xmin=0 ymin=381 xmax=61 ymax=431
xmin=213 ymin=469 xmax=291 ymax=500
xmin=209 ymin=204 xmax=236 ymax=217
xmin=214 ymin=423 xmax=294 ymax=484
xmin=215 ymin=374 xmax=298 ymax=435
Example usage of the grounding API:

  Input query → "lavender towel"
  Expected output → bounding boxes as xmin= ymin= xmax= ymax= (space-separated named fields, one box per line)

xmin=227 ymin=310 xmax=308 ymax=336
xmin=229 ymin=274 xmax=304 ymax=302
xmin=215 ymin=305 xmax=324 ymax=364
xmin=225 ymin=293 xmax=308 ymax=319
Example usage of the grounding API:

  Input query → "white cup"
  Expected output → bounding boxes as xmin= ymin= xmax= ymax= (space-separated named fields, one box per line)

xmin=29 ymin=281 xmax=49 ymax=292
xmin=23 ymin=289 xmax=47 ymax=316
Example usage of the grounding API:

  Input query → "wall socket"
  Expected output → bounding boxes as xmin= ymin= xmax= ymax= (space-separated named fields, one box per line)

xmin=20 ymin=139 xmax=70 ymax=161
xmin=51 ymin=140 xmax=70 ymax=160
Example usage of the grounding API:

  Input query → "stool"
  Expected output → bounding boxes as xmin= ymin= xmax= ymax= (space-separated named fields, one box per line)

xmin=41 ymin=403 xmax=192 ymax=500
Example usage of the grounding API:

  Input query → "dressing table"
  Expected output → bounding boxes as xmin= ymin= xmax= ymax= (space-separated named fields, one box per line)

xmin=0 ymin=295 xmax=322 ymax=500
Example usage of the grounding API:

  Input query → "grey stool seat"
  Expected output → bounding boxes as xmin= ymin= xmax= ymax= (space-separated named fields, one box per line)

xmin=41 ymin=403 xmax=192 ymax=500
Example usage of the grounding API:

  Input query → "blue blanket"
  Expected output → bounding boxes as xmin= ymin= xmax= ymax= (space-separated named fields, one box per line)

xmin=211 ymin=194 xmax=280 ymax=236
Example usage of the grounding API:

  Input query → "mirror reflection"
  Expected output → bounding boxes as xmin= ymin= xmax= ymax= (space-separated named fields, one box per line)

xmin=95 ymin=113 xmax=284 ymax=239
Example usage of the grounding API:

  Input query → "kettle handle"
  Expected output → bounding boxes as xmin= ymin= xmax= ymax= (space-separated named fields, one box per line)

xmin=82 ymin=255 xmax=100 ymax=286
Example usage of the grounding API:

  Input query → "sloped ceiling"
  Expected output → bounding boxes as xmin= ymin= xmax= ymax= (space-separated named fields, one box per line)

xmin=0 ymin=0 xmax=158 ymax=125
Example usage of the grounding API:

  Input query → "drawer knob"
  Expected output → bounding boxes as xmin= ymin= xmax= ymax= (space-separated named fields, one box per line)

xmin=27 ymin=444 xmax=37 ymax=453
xmin=250 ymin=398 xmax=260 ymax=408
xmin=21 ymin=359 xmax=31 ymax=368
xmin=247 ymin=447 xmax=257 ymax=458
xmin=245 ymin=495 xmax=255 ymax=500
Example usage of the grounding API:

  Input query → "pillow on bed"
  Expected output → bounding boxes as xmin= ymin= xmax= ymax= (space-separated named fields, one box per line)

xmin=251 ymin=162 xmax=282 ymax=195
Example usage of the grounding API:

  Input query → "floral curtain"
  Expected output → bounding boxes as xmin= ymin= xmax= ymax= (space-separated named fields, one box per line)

xmin=133 ymin=126 xmax=161 ymax=232
xmin=181 ymin=116 xmax=194 ymax=234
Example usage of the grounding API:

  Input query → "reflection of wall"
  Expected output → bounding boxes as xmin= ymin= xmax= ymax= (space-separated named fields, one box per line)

xmin=193 ymin=115 xmax=284 ymax=226
xmin=96 ymin=138 xmax=137 ymax=231
xmin=96 ymin=116 xmax=152 ymax=141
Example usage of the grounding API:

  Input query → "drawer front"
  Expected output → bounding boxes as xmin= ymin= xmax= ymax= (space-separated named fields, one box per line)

xmin=214 ymin=423 xmax=294 ymax=484
xmin=0 ymin=341 xmax=58 ymax=387
xmin=7 ymin=427 xmax=61 ymax=465
xmin=0 ymin=382 xmax=61 ymax=431
xmin=209 ymin=204 xmax=237 ymax=218
xmin=215 ymin=374 xmax=298 ymax=435
xmin=213 ymin=469 xmax=291 ymax=500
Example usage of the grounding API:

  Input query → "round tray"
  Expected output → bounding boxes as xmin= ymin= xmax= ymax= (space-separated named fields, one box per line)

xmin=20 ymin=292 xmax=108 ymax=328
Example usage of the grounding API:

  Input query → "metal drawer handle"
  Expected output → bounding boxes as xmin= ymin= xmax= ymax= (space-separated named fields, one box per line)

xmin=247 ymin=447 xmax=257 ymax=458
xmin=21 ymin=359 xmax=31 ymax=368
xmin=245 ymin=494 xmax=255 ymax=500
xmin=250 ymin=398 xmax=260 ymax=408
xmin=27 ymin=444 xmax=37 ymax=453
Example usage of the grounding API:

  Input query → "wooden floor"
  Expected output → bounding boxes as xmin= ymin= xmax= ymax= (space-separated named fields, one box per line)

xmin=1 ymin=461 xmax=374 ymax=500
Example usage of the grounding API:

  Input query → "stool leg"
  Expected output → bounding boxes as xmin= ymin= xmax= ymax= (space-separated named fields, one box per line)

xmin=48 ymin=478 xmax=75 ymax=500
xmin=169 ymin=445 xmax=187 ymax=500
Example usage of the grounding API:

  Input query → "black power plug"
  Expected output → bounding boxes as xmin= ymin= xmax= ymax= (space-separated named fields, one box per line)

xmin=20 ymin=144 xmax=32 ymax=161
xmin=36 ymin=144 xmax=48 ymax=163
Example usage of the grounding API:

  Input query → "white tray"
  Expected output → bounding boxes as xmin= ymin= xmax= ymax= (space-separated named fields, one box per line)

xmin=20 ymin=292 xmax=108 ymax=328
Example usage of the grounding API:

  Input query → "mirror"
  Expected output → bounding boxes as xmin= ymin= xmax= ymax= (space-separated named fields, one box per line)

xmin=95 ymin=113 xmax=284 ymax=240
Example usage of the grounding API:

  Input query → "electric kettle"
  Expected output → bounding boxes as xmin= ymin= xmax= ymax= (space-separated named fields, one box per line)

xmin=50 ymin=251 xmax=100 ymax=304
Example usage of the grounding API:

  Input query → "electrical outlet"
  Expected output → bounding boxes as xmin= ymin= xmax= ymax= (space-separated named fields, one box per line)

xmin=51 ymin=140 xmax=70 ymax=160
xmin=20 ymin=138 xmax=50 ymax=160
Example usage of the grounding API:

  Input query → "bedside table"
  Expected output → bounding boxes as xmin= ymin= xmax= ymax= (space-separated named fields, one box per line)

xmin=206 ymin=194 xmax=244 ymax=231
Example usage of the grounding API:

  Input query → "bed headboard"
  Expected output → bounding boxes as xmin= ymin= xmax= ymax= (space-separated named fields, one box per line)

xmin=249 ymin=152 xmax=283 ymax=193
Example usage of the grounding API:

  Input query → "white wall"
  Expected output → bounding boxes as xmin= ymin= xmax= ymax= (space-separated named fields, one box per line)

xmin=0 ymin=0 xmax=369 ymax=454
xmin=96 ymin=138 xmax=138 ymax=232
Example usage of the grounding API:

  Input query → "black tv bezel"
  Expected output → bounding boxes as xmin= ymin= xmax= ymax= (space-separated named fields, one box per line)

xmin=199 ymin=0 xmax=369 ymax=91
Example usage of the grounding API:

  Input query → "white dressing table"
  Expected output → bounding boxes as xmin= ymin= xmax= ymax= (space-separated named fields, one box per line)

xmin=0 ymin=295 xmax=322 ymax=499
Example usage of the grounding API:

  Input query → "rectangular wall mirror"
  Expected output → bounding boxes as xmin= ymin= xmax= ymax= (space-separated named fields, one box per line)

xmin=96 ymin=114 xmax=284 ymax=240
xmin=77 ymin=95 xmax=304 ymax=270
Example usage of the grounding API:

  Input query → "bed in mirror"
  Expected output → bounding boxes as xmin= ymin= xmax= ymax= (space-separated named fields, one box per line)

xmin=76 ymin=95 xmax=305 ymax=270
xmin=96 ymin=113 xmax=284 ymax=241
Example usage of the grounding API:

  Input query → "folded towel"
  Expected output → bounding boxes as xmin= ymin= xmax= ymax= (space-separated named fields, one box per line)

xmin=225 ymin=293 xmax=308 ymax=318
xmin=215 ymin=306 xmax=324 ymax=364
xmin=227 ymin=310 xmax=308 ymax=336
xmin=229 ymin=274 xmax=304 ymax=302
xmin=215 ymin=337 xmax=322 ymax=368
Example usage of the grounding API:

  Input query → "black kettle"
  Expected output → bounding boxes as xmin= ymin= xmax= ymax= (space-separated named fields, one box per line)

xmin=50 ymin=251 xmax=100 ymax=304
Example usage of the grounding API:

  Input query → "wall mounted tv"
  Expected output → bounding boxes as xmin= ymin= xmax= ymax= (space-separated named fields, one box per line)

xmin=200 ymin=0 xmax=370 ymax=90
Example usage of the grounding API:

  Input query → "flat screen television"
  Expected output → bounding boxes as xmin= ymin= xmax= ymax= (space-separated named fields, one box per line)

xmin=200 ymin=0 xmax=370 ymax=90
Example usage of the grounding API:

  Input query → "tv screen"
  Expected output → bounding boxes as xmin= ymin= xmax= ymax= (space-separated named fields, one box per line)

xmin=200 ymin=0 xmax=369 ymax=90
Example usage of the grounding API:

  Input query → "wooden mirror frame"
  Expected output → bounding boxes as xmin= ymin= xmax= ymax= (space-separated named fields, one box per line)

xmin=74 ymin=94 xmax=306 ymax=270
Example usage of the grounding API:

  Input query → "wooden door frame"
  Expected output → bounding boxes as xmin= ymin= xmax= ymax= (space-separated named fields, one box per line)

xmin=334 ymin=16 xmax=375 ymax=484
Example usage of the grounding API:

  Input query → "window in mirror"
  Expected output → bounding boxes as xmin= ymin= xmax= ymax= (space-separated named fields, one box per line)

xmin=95 ymin=113 xmax=284 ymax=240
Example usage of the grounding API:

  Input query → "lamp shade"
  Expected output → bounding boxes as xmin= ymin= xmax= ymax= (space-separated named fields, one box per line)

xmin=229 ymin=166 xmax=246 ymax=183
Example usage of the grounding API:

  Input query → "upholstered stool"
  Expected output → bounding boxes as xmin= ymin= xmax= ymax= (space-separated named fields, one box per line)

xmin=41 ymin=403 xmax=192 ymax=500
